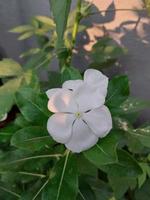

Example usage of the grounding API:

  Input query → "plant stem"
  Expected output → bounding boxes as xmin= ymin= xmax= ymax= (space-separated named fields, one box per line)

xmin=68 ymin=0 xmax=82 ymax=65
xmin=72 ymin=0 xmax=82 ymax=47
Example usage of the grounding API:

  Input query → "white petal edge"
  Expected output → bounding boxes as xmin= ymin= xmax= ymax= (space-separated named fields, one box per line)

xmin=83 ymin=105 xmax=112 ymax=138
xmin=65 ymin=119 xmax=98 ymax=153
xmin=62 ymin=80 xmax=83 ymax=91
xmin=48 ymin=89 xmax=78 ymax=113
xmin=46 ymin=88 xmax=61 ymax=99
xmin=73 ymin=83 xmax=105 ymax=112
xmin=47 ymin=113 xmax=75 ymax=143
xmin=84 ymin=69 xmax=109 ymax=97
xmin=0 ymin=113 xmax=7 ymax=122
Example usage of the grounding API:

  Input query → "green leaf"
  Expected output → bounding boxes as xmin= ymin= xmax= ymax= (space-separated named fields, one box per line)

xmin=23 ymin=51 xmax=50 ymax=69
xmin=135 ymin=179 xmax=150 ymax=200
xmin=35 ymin=16 xmax=55 ymax=27
xmin=108 ymin=176 xmax=136 ymax=199
xmin=111 ymin=97 xmax=150 ymax=115
xmin=90 ymin=37 xmax=127 ymax=69
xmin=77 ymin=178 xmax=96 ymax=200
xmin=106 ymin=75 xmax=129 ymax=108
xmin=15 ymin=88 xmax=49 ymax=125
xmin=48 ymin=71 xmax=62 ymax=89
xmin=23 ymin=69 xmax=40 ymax=90
xmin=42 ymin=152 xmax=78 ymax=200
xmin=9 ymin=25 xmax=33 ymax=33
xmin=138 ymin=163 xmax=150 ymax=188
xmin=61 ymin=66 xmax=82 ymax=83
xmin=14 ymin=114 xmax=30 ymax=128
xmin=49 ymin=0 xmax=72 ymax=48
xmin=18 ymin=32 xmax=34 ymax=40
xmin=128 ymin=126 xmax=150 ymax=148
xmin=87 ymin=177 xmax=113 ymax=200
xmin=0 ymin=149 xmax=60 ymax=171
xmin=20 ymin=48 xmax=40 ymax=58
xmin=0 ymin=59 xmax=22 ymax=77
xmin=84 ymin=130 xmax=119 ymax=167
xmin=0 ymin=77 xmax=22 ymax=117
xmin=100 ymin=150 xmax=142 ymax=178
xmin=0 ymin=123 xmax=19 ymax=143
xmin=77 ymin=155 xmax=97 ymax=177
xmin=11 ymin=126 xmax=53 ymax=151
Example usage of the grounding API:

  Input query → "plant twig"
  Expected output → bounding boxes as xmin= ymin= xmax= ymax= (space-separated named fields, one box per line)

xmin=0 ymin=186 xmax=21 ymax=199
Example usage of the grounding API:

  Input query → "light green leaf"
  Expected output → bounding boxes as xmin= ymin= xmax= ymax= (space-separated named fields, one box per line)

xmin=0 ymin=77 xmax=22 ymax=117
xmin=42 ymin=152 xmax=78 ymax=200
xmin=84 ymin=131 xmax=119 ymax=167
xmin=11 ymin=126 xmax=53 ymax=151
xmin=20 ymin=48 xmax=40 ymax=58
xmin=18 ymin=32 xmax=34 ymax=40
xmin=35 ymin=16 xmax=55 ymax=27
xmin=9 ymin=25 xmax=33 ymax=33
xmin=49 ymin=0 xmax=72 ymax=48
xmin=0 ymin=59 xmax=22 ymax=77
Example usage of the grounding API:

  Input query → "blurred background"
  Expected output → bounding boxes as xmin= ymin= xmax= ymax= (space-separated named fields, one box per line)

xmin=0 ymin=0 xmax=150 ymax=122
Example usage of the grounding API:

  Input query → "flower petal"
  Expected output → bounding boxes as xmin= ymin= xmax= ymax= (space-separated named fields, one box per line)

xmin=84 ymin=69 xmax=108 ymax=97
xmin=73 ymin=83 xmax=105 ymax=112
xmin=48 ymin=89 xmax=77 ymax=113
xmin=46 ymin=88 xmax=61 ymax=99
xmin=62 ymin=80 xmax=83 ymax=91
xmin=83 ymin=105 xmax=112 ymax=138
xmin=65 ymin=119 xmax=98 ymax=153
xmin=47 ymin=113 xmax=75 ymax=143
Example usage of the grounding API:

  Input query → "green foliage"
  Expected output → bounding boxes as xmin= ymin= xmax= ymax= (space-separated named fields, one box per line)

xmin=90 ymin=37 xmax=127 ymax=69
xmin=84 ymin=131 xmax=119 ymax=166
xmin=0 ymin=0 xmax=150 ymax=199
xmin=49 ymin=0 xmax=71 ymax=48
xmin=42 ymin=152 xmax=78 ymax=200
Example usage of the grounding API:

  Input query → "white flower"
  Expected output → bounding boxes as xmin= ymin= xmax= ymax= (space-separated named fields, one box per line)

xmin=0 ymin=113 xmax=7 ymax=122
xmin=46 ymin=69 xmax=112 ymax=153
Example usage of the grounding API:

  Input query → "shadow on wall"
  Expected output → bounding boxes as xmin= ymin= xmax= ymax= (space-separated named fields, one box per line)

xmin=72 ymin=0 xmax=150 ymax=123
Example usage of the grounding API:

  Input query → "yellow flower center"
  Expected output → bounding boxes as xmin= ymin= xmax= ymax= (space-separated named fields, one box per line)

xmin=75 ymin=112 xmax=82 ymax=119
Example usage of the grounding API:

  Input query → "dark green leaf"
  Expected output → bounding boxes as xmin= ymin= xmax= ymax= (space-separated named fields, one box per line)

xmin=84 ymin=130 xmax=119 ymax=167
xmin=100 ymin=150 xmax=142 ymax=178
xmin=49 ymin=0 xmax=71 ymax=48
xmin=61 ymin=66 xmax=82 ymax=83
xmin=42 ymin=152 xmax=78 ymax=200
xmin=128 ymin=126 xmax=150 ymax=148
xmin=135 ymin=179 xmax=150 ymax=200
xmin=15 ymin=88 xmax=49 ymax=125
xmin=11 ymin=126 xmax=53 ymax=151
xmin=106 ymin=75 xmax=129 ymax=108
